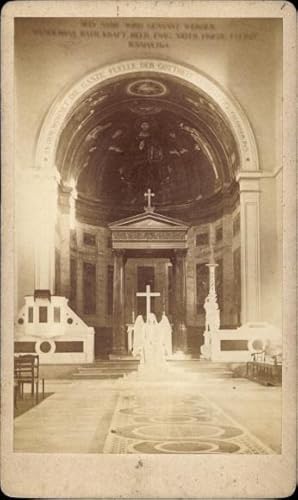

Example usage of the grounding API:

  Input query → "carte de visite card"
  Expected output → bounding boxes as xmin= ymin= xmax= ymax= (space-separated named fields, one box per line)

xmin=1 ymin=1 xmax=296 ymax=498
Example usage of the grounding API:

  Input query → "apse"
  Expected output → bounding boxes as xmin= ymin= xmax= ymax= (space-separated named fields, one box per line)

xmin=55 ymin=73 xmax=240 ymax=224
xmin=53 ymin=71 xmax=242 ymax=358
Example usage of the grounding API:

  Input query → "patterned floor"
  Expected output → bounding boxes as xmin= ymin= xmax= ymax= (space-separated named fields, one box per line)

xmin=14 ymin=366 xmax=280 ymax=454
xmin=103 ymin=382 xmax=275 ymax=454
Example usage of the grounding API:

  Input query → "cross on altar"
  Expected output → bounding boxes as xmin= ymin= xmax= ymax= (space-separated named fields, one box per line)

xmin=136 ymin=284 xmax=160 ymax=322
xmin=144 ymin=188 xmax=155 ymax=211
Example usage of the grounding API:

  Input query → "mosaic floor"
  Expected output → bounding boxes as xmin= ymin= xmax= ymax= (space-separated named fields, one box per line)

xmin=103 ymin=383 xmax=275 ymax=454
xmin=14 ymin=368 xmax=281 ymax=454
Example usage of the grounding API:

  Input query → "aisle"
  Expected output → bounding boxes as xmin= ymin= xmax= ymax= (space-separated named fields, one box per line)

xmin=14 ymin=368 xmax=281 ymax=454
xmin=103 ymin=382 xmax=276 ymax=454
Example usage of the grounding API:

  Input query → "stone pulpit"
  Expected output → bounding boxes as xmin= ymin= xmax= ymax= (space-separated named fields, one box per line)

xmin=15 ymin=290 xmax=95 ymax=364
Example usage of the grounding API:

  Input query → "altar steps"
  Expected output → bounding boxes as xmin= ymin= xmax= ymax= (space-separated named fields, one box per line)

xmin=72 ymin=359 xmax=139 ymax=379
xmin=72 ymin=359 xmax=233 ymax=380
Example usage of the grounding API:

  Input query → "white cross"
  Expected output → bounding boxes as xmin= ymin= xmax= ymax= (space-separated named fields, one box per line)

xmin=136 ymin=284 xmax=160 ymax=322
xmin=144 ymin=188 xmax=155 ymax=210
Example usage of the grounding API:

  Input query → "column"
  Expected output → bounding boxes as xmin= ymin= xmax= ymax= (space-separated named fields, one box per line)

xmin=172 ymin=249 xmax=188 ymax=353
xmin=222 ymin=212 xmax=234 ymax=326
xmin=58 ymin=188 xmax=71 ymax=298
xmin=76 ymin=257 xmax=84 ymax=316
xmin=112 ymin=249 xmax=127 ymax=355
xmin=237 ymin=173 xmax=261 ymax=323
xmin=34 ymin=172 xmax=58 ymax=294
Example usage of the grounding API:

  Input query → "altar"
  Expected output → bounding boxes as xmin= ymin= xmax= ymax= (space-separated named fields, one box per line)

xmin=125 ymin=281 xmax=173 ymax=359
xmin=109 ymin=189 xmax=189 ymax=357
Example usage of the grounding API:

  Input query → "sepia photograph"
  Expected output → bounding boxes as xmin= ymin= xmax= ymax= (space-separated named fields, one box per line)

xmin=1 ymin=1 xmax=296 ymax=498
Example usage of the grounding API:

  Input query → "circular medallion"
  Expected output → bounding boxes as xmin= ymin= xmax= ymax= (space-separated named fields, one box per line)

xmin=39 ymin=341 xmax=52 ymax=353
xmin=248 ymin=336 xmax=268 ymax=353
xmin=35 ymin=339 xmax=56 ymax=355
xmin=126 ymin=79 xmax=167 ymax=97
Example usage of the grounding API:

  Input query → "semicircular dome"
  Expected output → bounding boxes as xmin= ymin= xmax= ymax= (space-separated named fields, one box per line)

xmin=56 ymin=73 xmax=240 ymax=223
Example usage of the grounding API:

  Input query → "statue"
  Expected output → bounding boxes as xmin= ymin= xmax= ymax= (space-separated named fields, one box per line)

xmin=142 ymin=313 xmax=166 ymax=368
xmin=200 ymin=254 xmax=221 ymax=360
xmin=132 ymin=315 xmax=145 ymax=359
xmin=132 ymin=313 xmax=168 ymax=376
xmin=158 ymin=312 xmax=172 ymax=357
xmin=204 ymin=295 xmax=220 ymax=333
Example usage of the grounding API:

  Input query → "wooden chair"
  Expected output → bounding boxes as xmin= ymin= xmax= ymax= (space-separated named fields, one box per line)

xmin=14 ymin=354 xmax=45 ymax=405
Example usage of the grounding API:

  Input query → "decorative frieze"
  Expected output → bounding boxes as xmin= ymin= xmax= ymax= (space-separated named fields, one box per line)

xmin=112 ymin=230 xmax=186 ymax=241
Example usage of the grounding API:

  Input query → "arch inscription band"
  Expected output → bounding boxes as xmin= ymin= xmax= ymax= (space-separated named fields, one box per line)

xmin=35 ymin=59 xmax=258 ymax=173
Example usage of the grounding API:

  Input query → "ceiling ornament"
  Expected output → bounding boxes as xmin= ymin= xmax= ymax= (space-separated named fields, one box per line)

xmin=126 ymin=79 xmax=167 ymax=97
xmin=129 ymin=101 xmax=162 ymax=115
xmin=179 ymin=122 xmax=219 ymax=180
xmin=85 ymin=122 xmax=112 ymax=142
xmin=84 ymin=94 xmax=108 ymax=107
xmin=185 ymin=96 xmax=207 ymax=109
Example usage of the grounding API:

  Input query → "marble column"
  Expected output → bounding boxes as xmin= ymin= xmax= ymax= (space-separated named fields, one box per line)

xmin=222 ymin=212 xmax=234 ymax=326
xmin=172 ymin=249 xmax=188 ymax=353
xmin=76 ymin=257 xmax=84 ymax=316
xmin=237 ymin=173 xmax=261 ymax=323
xmin=58 ymin=188 xmax=71 ymax=298
xmin=112 ymin=249 xmax=127 ymax=355
xmin=34 ymin=172 xmax=58 ymax=294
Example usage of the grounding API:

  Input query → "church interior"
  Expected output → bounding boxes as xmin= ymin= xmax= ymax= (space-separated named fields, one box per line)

xmin=13 ymin=17 xmax=283 ymax=455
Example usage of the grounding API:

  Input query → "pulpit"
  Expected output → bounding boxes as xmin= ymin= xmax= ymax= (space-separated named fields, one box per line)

xmin=15 ymin=290 xmax=95 ymax=364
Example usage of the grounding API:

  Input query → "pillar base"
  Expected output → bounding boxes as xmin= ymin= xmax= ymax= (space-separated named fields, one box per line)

xmin=109 ymin=353 xmax=134 ymax=360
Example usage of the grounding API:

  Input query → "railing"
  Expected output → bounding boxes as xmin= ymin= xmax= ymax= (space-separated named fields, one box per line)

xmin=246 ymin=353 xmax=282 ymax=386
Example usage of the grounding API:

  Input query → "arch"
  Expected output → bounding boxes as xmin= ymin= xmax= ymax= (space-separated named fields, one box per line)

xmin=35 ymin=59 xmax=259 ymax=174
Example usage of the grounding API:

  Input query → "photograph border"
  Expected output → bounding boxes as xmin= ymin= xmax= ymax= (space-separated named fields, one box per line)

xmin=1 ymin=1 xmax=296 ymax=497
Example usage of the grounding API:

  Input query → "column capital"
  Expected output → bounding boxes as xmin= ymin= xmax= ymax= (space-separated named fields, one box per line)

xmin=58 ymin=188 xmax=72 ymax=213
xmin=173 ymin=248 xmax=187 ymax=259
xmin=236 ymin=171 xmax=261 ymax=192
xmin=112 ymin=248 xmax=126 ymax=259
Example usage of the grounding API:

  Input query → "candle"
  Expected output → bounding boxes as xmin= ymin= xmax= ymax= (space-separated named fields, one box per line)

xmin=132 ymin=310 xmax=135 ymax=323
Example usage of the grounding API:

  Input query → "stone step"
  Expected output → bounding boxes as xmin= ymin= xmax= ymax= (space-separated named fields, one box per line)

xmin=77 ymin=368 xmax=138 ymax=373
xmin=93 ymin=361 xmax=139 ymax=366
xmin=73 ymin=370 xmax=232 ymax=380
xmin=72 ymin=373 xmax=123 ymax=380
xmin=86 ymin=360 xmax=231 ymax=370
xmin=71 ymin=359 xmax=234 ymax=380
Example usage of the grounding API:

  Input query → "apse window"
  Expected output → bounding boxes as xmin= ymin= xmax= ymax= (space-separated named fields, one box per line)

xmin=83 ymin=232 xmax=96 ymax=246
xmin=28 ymin=307 xmax=34 ymax=323
xmin=216 ymin=227 xmax=223 ymax=242
xmin=39 ymin=306 xmax=48 ymax=323
xmin=53 ymin=307 xmax=61 ymax=323
xmin=196 ymin=232 xmax=209 ymax=246
xmin=83 ymin=262 xmax=96 ymax=315
xmin=233 ymin=214 xmax=241 ymax=236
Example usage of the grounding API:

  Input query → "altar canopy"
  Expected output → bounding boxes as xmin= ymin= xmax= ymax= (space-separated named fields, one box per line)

xmin=109 ymin=190 xmax=189 ymax=356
